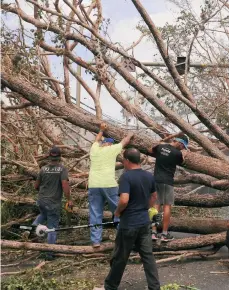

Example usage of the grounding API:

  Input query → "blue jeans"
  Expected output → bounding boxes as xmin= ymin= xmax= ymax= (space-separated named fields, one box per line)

xmin=88 ymin=187 xmax=119 ymax=245
xmin=32 ymin=202 xmax=61 ymax=244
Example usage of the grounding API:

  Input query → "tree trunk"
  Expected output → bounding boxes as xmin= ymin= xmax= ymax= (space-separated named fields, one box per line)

xmin=2 ymin=70 xmax=229 ymax=180
xmin=0 ymin=239 xmax=114 ymax=254
xmin=72 ymin=189 xmax=229 ymax=208
xmin=153 ymin=232 xmax=226 ymax=251
xmin=2 ymin=189 xmax=229 ymax=209
xmin=174 ymin=191 xmax=229 ymax=207
xmin=174 ymin=174 xmax=229 ymax=190
xmin=1 ymin=232 xmax=226 ymax=253
xmin=73 ymin=210 xmax=228 ymax=235
xmin=168 ymin=218 xmax=228 ymax=234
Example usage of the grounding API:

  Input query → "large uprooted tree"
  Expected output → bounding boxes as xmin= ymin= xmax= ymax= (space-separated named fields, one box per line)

xmin=1 ymin=0 xmax=229 ymax=252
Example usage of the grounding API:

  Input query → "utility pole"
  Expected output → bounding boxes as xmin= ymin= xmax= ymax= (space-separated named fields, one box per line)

xmin=76 ymin=65 xmax=81 ymax=107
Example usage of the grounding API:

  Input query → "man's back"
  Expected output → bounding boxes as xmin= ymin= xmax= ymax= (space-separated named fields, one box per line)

xmin=153 ymin=144 xmax=183 ymax=185
xmin=88 ymin=142 xmax=122 ymax=188
xmin=38 ymin=163 xmax=68 ymax=206
xmin=118 ymin=169 xmax=156 ymax=229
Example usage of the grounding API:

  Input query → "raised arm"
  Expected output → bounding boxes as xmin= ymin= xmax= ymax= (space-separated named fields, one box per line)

xmin=120 ymin=132 xmax=134 ymax=148
xmin=95 ymin=122 xmax=107 ymax=143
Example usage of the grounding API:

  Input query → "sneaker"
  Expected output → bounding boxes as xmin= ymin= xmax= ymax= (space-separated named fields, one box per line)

xmin=93 ymin=243 xmax=101 ymax=248
xmin=161 ymin=233 xmax=174 ymax=242
xmin=151 ymin=232 xmax=159 ymax=241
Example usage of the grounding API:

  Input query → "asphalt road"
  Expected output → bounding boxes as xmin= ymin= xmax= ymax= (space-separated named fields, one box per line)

xmin=119 ymin=232 xmax=229 ymax=290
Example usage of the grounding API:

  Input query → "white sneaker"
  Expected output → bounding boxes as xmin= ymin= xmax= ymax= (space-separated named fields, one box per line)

xmin=93 ymin=287 xmax=105 ymax=290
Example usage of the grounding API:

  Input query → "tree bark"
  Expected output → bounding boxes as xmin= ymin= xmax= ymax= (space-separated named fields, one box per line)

xmin=153 ymin=232 xmax=226 ymax=251
xmin=0 ymin=239 xmax=114 ymax=254
xmin=2 ymin=70 xmax=229 ymax=179
xmin=174 ymin=191 xmax=229 ymax=207
xmin=1 ymin=214 xmax=36 ymax=230
xmin=168 ymin=218 xmax=228 ymax=235
xmin=1 ymin=232 xmax=226 ymax=253
xmin=73 ymin=188 xmax=229 ymax=208
xmin=175 ymin=173 xmax=229 ymax=190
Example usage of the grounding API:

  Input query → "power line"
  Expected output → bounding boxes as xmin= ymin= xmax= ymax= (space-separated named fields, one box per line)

xmin=80 ymin=101 xmax=138 ymax=128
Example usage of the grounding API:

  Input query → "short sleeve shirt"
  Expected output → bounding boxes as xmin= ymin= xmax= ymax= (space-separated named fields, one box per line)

xmin=37 ymin=163 xmax=68 ymax=207
xmin=88 ymin=142 xmax=122 ymax=188
xmin=118 ymin=169 xmax=156 ymax=229
xmin=151 ymin=144 xmax=183 ymax=185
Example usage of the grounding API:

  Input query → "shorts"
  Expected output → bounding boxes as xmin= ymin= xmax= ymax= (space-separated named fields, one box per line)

xmin=155 ymin=183 xmax=174 ymax=205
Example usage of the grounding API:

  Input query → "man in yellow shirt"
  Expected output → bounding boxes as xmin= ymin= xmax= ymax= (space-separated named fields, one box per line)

xmin=88 ymin=123 xmax=134 ymax=248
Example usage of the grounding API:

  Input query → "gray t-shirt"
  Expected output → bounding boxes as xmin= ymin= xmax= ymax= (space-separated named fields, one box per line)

xmin=37 ymin=163 xmax=68 ymax=208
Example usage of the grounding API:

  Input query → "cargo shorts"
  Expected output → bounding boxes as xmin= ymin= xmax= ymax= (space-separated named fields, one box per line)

xmin=155 ymin=183 xmax=174 ymax=205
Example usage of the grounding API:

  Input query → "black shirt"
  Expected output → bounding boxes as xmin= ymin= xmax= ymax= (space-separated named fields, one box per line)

xmin=118 ymin=169 xmax=156 ymax=229
xmin=152 ymin=144 xmax=183 ymax=186
xmin=37 ymin=164 xmax=68 ymax=209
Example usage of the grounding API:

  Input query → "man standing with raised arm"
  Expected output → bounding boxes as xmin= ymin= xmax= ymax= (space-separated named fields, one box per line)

xmin=148 ymin=134 xmax=189 ymax=242
xmin=88 ymin=123 xmax=134 ymax=248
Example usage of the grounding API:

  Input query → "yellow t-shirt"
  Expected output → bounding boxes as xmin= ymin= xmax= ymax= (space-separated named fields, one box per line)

xmin=88 ymin=142 xmax=122 ymax=188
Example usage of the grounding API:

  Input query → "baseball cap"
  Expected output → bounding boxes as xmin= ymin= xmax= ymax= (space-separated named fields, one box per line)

xmin=49 ymin=146 xmax=61 ymax=160
xmin=102 ymin=138 xmax=114 ymax=144
xmin=174 ymin=136 xmax=189 ymax=149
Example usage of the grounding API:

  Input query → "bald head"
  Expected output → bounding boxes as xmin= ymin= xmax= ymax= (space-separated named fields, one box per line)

xmin=123 ymin=148 xmax=140 ymax=164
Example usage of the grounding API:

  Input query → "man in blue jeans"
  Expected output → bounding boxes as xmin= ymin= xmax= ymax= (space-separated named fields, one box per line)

xmin=101 ymin=148 xmax=160 ymax=290
xmin=88 ymin=123 xmax=134 ymax=248
xmin=33 ymin=146 xmax=72 ymax=258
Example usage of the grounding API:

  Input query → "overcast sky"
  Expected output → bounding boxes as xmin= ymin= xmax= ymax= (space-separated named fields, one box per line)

xmin=3 ymin=0 xmax=202 ymax=124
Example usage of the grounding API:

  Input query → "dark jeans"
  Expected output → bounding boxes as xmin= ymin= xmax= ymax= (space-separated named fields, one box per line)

xmin=104 ymin=224 xmax=160 ymax=290
xmin=32 ymin=201 xmax=61 ymax=244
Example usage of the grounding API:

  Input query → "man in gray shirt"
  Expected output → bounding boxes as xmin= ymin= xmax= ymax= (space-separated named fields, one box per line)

xmin=33 ymin=146 xmax=72 ymax=246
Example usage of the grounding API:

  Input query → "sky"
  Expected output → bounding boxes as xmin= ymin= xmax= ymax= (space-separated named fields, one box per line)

xmin=2 ymin=0 xmax=202 ymax=125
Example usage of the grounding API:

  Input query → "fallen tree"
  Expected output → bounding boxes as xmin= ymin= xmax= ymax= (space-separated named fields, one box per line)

xmin=2 ymin=186 xmax=229 ymax=209
xmin=168 ymin=218 xmax=228 ymax=235
xmin=174 ymin=191 xmax=229 ymax=207
xmin=1 ymin=232 xmax=226 ymax=253
xmin=1 ymin=0 xmax=229 ymax=255
xmin=72 ymin=189 xmax=229 ymax=208
xmin=2 ymin=70 xmax=229 ymax=180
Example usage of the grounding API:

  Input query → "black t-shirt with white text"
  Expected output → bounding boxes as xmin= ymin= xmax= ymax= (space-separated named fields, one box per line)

xmin=151 ymin=144 xmax=183 ymax=186
xmin=118 ymin=169 xmax=156 ymax=229
xmin=37 ymin=163 xmax=68 ymax=209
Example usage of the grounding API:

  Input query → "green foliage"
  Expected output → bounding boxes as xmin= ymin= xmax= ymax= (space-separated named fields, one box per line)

xmin=2 ymin=272 xmax=96 ymax=290
xmin=1 ymin=201 xmax=38 ymax=225
xmin=161 ymin=283 xmax=180 ymax=290
xmin=2 ymin=273 xmax=58 ymax=290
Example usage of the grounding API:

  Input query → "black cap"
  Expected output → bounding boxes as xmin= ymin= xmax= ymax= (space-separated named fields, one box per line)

xmin=49 ymin=146 xmax=61 ymax=160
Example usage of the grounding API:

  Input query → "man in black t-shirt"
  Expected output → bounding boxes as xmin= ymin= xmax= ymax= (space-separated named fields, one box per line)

xmin=148 ymin=135 xmax=189 ymax=242
xmin=104 ymin=148 xmax=160 ymax=290
xmin=33 ymin=147 xmax=72 ymax=249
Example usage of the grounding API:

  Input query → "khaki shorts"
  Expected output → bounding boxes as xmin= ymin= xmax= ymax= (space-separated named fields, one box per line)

xmin=155 ymin=183 xmax=174 ymax=205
